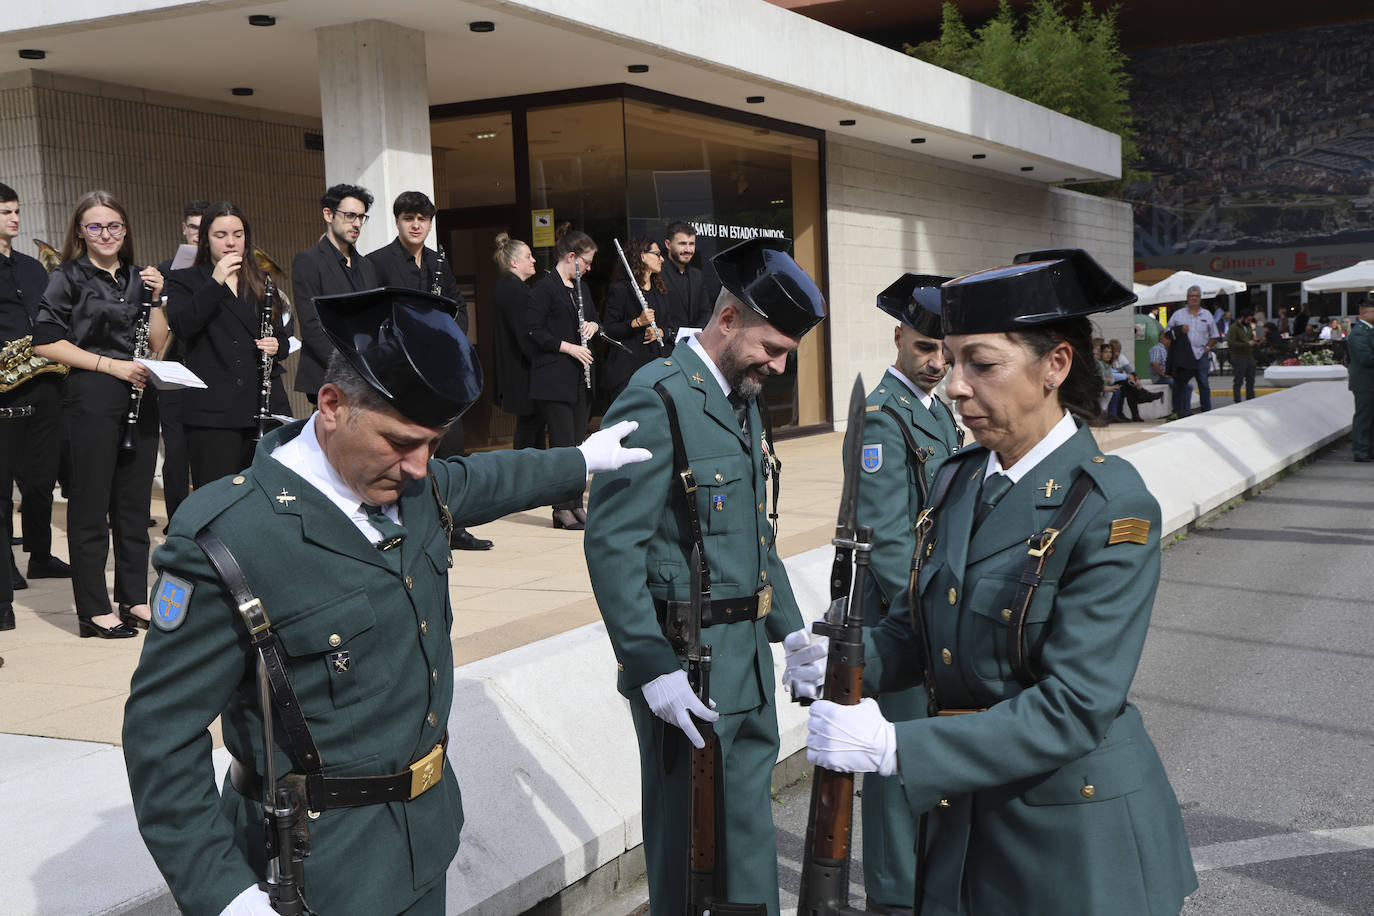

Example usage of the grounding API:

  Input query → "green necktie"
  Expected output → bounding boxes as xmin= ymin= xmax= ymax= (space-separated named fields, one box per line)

xmin=728 ymin=392 xmax=749 ymax=435
xmin=974 ymin=473 xmax=1013 ymax=529
xmin=362 ymin=504 xmax=406 ymax=560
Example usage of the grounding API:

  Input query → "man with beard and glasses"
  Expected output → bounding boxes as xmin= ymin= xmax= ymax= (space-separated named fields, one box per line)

xmin=584 ymin=238 xmax=826 ymax=915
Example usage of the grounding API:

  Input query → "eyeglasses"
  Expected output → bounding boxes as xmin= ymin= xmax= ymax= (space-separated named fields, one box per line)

xmin=332 ymin=210 xmax=369 ymax=225
xmin=83 ymin=222 xmax=126 ymax=238
xmin=646 ymin=249 xmax=663 ymax=258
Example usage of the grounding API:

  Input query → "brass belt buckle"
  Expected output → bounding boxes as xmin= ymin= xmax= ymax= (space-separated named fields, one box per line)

xmin=1026 ymin=528 xmax=1060 ymax=558
xmin=408 ymin=744 xmax=444 ymax=799
xmin=755 ymin=584 xmax=773 ymax=619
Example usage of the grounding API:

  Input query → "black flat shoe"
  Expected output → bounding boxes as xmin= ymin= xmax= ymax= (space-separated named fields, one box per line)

xmin=449 ymin=528 xmax=494 ymax=551
xmin=552 ymin=509 xmax=584 ymax=531
xmin=79 ymin=618 xmax=139 ymax=639
xmin=572 ymin=507 xmax=587 ymax=524
xmin=0 ymin=604 xmax=14 ymax=631
xmin=118 ymin=603 xmax=151 ymax=630
xmin=27 ymin=555 xmax=73 ymax=579
xmin=9 ymin=556 xmax=25 ymax=591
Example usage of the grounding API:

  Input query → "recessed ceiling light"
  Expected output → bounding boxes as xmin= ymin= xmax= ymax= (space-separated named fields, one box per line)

xmin=971 ymin=153 xmax=987 ymax=159
xmin=469 ymin=21 xmax=495 ymax=33
xmin=248 ymin=15 xmax=275 ymax=27
xmin=839 ymin=119 xmax=856 ymax=126
xmin=1021 ymin=166 xmax=1034 ymax=172
xmin=18 ymin=49 xmax=46 ymax=60
xmin=746 ymin=96 xmax=765 ymax=104
xmin=910 ymin=137 xmax=926 ymax=144
xmin=473 ymin=131 xmax=498 ymax=140
xmin=231 ymin=87 xmax=254 ymax=97
xmin=770 ymin=199 xmax=785 ymax=205
xmin=628 ymin=64 xmax=649 ymax=74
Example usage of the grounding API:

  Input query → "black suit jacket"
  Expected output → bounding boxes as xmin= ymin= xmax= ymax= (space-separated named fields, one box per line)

xmin=491 ymin=271 xmax=536 ymax=416
xmin=289 ymin=237 xmax=378 ymax=394
xmin=600 ymin=279 xmax=670 ymax=394
xmin=166 ymin=264 xmax=289 ymax=428
xmin=526 ymin=270 xmax=594 ymax=404
xmin=661 ymin=263 xmax=711 ymax=331
xmin=365 ymin=238 xmax=469 ymax=334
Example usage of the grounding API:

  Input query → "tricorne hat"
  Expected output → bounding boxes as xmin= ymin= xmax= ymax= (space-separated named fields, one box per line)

xmin=940 ymin=248 xmax=1136 ymax=335
xmin=315 ymin=287 xmax=482 ymax=427
xmin=711 ymin=237 xmax=826 ymax=338
xmin=876 ymin=273 xmax=952 ymax=339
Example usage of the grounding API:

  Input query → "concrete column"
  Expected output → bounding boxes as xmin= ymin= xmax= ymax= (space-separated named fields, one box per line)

xmin=316 ymin=20 xmax=433 ymax=253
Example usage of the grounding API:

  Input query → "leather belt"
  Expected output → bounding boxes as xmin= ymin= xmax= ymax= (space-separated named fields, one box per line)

xmin=655 ymin=584 xmax=773 ymax=629
xmin=230 ymin=733 xmax=448 ymax=810
xmin=0 ymin=405 xmax=34 ymax=419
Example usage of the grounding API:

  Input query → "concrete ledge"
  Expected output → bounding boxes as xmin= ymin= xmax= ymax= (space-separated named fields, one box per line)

xmin=1263 ymin=365 xmax=1348 ymax=387
xmin=2 ymin=383 xmax=1351 ymax=914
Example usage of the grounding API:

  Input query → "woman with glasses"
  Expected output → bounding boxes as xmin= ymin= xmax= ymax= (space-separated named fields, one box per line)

xmin=525 ymin=223 xmax=600 ymax=529
xmin=33 ymin=191 xmax=168 ymax=639
xmin=601 ymin=236 xmax=669 ymax=406
xmin=164 ymin=201 xmax=287 ymax=489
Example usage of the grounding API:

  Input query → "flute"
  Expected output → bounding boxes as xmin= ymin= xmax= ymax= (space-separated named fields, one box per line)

xmin=573 ymin=261 xmax=591 ymax=390
xmin=612 ymin=238 xmax=664 ymax=353
xmin=254 ymin=277 xmax=275 ymax=441
xmin=119 ymin=282 xmax=154 ymax=452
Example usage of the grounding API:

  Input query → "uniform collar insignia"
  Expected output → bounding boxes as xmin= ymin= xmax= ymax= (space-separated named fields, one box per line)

xmin=276 ymin=488 xmax=297 ymax=505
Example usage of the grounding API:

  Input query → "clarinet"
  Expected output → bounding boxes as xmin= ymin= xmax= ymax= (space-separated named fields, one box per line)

xmin=431 ymin=245 xmax=447 ymax=296
xmin=119 ymin=282 xmax=155 ymax=452
xmin=254 ymin=277 xmax=275 ymax=441
xmin=573 ymin=261 xmax=591 ymax=390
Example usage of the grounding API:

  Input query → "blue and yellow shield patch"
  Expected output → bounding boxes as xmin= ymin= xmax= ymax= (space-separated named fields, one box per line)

xmin=152 ymin=574 xmax=193 ymax=631
xmin=861 ymin=443 xmax=883 ymax=473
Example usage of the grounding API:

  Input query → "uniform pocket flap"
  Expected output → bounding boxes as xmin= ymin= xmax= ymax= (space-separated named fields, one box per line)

xmin=967 ymin=574 xmax=1056 ymax=627
xmin=274 ymin=588 xmax=377 ymax=656
xmin=1021 ymin=738 xmax=1142 ymax=806
xmin=696 ymin=461 xmax=745 ymax=487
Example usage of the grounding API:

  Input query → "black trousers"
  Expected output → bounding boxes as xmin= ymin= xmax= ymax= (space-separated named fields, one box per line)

xmin=62 ymin=371 xmax=159 ymax=618
xmin=185 ymin=425 xmax=257 ymax=491
xmin=511 ymin=412 xmax=547 ymax=451
xmin=2 ymin=372 xmax=64 ymax=560
xmin=537 ymin=389 xmax=589 ymax=510
xmin=159 ymin=389 xmax=191 ymax=522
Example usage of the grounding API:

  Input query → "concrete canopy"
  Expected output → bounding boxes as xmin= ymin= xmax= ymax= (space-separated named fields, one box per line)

xmin=1 ymin=0 xmax=1122 ymax=184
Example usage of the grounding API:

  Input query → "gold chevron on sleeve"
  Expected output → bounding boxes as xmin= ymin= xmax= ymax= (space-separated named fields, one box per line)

xmin=1107 ymin=517 xmax=1151 ymax=546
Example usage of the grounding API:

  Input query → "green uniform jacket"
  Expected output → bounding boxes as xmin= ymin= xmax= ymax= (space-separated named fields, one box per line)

xmin=123 ymin=421 xmax=587 ymax=915
xmin=843 ymin=370 xmax=960 ymax=905
xmin=863 ymin=423 xmax=1196 ymax=915
xmin=585 ymin=346 xmax=802 ymax=710
xmin=1347 ymin=320 xmax=1374 ymax=392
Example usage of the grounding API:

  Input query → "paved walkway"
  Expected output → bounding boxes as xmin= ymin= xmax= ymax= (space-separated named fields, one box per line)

xmin=1 ymin=417 xmax=1170 ymax=748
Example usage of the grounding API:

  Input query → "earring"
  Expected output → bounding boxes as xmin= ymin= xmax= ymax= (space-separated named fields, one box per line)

xmin=1047 ymin=380 xmax=1057 ymax=390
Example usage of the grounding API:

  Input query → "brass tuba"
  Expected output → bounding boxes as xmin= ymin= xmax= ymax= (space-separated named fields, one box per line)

xmin=1 ymin=240 xmax=70 ymax=391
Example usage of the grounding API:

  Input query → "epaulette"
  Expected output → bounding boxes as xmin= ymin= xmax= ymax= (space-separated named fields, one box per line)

xmin=629 ymin=356 xmax=682 ymax=388
xmin=165 ymin=469 xmax=259 ymax=538
xmin=1078 ymin=452 xmax=1143 ymax=501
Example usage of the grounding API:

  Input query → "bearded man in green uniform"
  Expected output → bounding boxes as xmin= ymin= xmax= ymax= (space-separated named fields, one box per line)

xmin=123 ymin=288 xmax=649 ymax=916
xmin=849 ymin=274 xmax=960 ymax=914
xmin=584 ymin=238 xmax=826 ymax=916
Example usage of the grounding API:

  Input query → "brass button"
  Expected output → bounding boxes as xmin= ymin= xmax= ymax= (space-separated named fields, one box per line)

xmin=757 ymin=502 xmax=764 ymax=512
xmin=760 ymin=537 xmax=766 ymax=546
xmin=941 ymin=648 xmax=952 ymax=665
xmin=760 ymin=571 xmax=767 ymax=582
xmin=938 ymin=798 xmax=951 ymax=808
xmin=714 ymin=473 xmax=724 ymax=483
xmin=1092 ymin=456 xmax=1106 ymax=463
xmin=426 ymin=712 xmax=438 ymax=728
xmin=420 ymin=620 xmax=429 ymax=635
xmin=1081 ymin=784 xmax=1096 ymax=799
xmin=405 ymin=575 xmax=414 ymax=589
xmin=328 ymin=634 xmax=342 ymax=648
xmin=663 ymin=360 xmax=672 ymax=366
xmin=232 ymin=475 xmax=245 ymax=485
xmin=947 ymin=587 xmax=957 ymax=605
xmin=307 ymin=810 xmax=320 ymax=820
xmin=431 ymin=669 xmax=438 ymax=684
xmin=617 ymin=662 xmax=625 ymax=671
xmin=1001 ymin=608 xmax=1012 ymax=622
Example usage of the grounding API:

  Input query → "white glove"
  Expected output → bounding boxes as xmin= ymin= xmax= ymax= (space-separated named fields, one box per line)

xmin=641 ymin=669 xmax=718 ymax=749
xmin=578 ymin=420 xmax=652 ymax=474
xmin=806 ymin=697 xmax=898 ymax=777
xmin=782 ymin=627 xmax=829 ymax=700
xmin=219 ymin=884 xmax=276 ymax=915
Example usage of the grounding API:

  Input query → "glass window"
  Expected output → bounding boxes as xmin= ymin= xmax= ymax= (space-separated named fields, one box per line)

xmin=431 ymin=111 xmax=516 ymax=209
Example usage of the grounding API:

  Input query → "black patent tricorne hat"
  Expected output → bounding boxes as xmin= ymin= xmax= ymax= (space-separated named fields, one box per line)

xmin=876 ymin=273 xmax=952 ymax=339
xmin=711 ymin=237 xmax=826 ymax=338
xmin=940 ymin=248 xmax=1136 ymax=335
xmin=316 ymin=287 xmax=482 ymax=428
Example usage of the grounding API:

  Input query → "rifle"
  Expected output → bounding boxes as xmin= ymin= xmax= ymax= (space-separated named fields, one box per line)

xmin=797 ymin=375 xmax=875 ymax=916
xmin=684 ymin=544 xmax=767 ymax=916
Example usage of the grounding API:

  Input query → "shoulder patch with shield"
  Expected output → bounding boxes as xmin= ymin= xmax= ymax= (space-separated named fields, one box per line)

xmin=153 ymin=573 xmax=194 ymax=631
xmin=861 ymin=443 xmax=883 ymax=473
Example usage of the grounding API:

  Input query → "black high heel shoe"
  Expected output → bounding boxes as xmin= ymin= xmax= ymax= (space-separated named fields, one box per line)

xmin=118 ymin=603 xmax=151 ymax=630
xmin=552 ymin=509 xmax=585 ymax=531
xmin=79 ymin=618 xmax=139 ymax=639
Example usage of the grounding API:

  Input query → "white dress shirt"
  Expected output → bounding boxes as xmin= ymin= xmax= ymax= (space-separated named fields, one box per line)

xmin=983 ymin=410 xmax=1077 ymax=484
xmin=270 ymin=414 xmax=401 ymax=544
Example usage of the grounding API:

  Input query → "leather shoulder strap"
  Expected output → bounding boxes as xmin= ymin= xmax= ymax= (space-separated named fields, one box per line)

xmin=879 ymin=402 xmax=929 ymax=505
xmin=653 ymin=382 xmax=710 ymax=591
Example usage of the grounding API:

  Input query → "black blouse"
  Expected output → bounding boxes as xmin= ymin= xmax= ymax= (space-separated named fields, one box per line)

xmin=33 ymin=256 xmax=146 ymax=359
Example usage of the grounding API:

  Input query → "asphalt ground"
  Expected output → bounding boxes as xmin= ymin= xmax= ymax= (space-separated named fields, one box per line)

xmin=761 ymin=438 xmax=1374 ymax=916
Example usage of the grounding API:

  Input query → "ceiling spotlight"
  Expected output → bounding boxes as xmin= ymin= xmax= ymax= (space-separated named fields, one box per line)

xmin=1021 ymin=166 xmax=1034 ymax=172
xmin=18 ymin=49 xmax=46 ymax=60
xmin=839 ymin=119 xmax=856 ymax=126
xmin=910 ymin=137 xmax=926 ymax=144
xmin=231 ymin=87 xmax=254 ymax=97
xmin=746 ymin=95 xmax=765 ymax=104
xmin=971 ymin=153 xmax=987 ymax=159
xmin=469 ymin=21 xmax=495 ymax=33
xmin=473 ymin=131 xmax=498 ymax=140
xmin=248 ymin=14 xmax=275 ymax=26
xmin=627 ymin=64 xmax=649 ymax=74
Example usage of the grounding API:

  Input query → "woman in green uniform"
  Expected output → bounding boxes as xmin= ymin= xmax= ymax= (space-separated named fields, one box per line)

xmin=788 ymin=248 xmax=1197 ymax=915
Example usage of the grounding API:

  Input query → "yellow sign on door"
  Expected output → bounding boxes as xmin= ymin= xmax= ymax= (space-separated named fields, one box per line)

xmin=531 ymin=209 xmax=555 ymax=248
